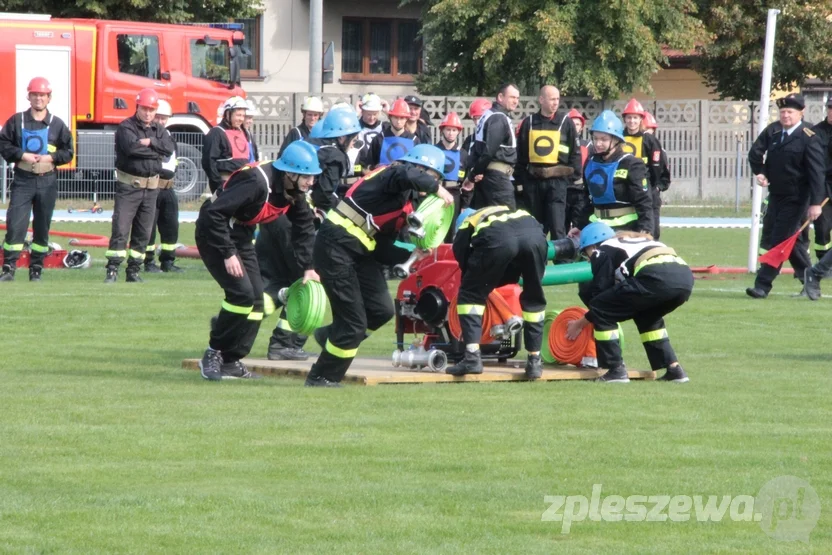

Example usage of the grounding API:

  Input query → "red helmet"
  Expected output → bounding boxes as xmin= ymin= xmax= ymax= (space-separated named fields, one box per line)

xmin=622 ymin=98 xmax=645 ymax=117
xmin=27 ymin=77 xmax=52 ymax=94
xmin=469 ymin=98 xmax=492 ymax=119
xmin=567 ymin=108 xmax=586 ymax=124
xmin=643 ymin=111 xmax=658 ymax=129
xmin=388 ymin=98 xmax=411 ymax=118
xmin=136 ymin=88 xmax=159 ymax=109
xmin=439 ymin=112 xmax=464 ymax=130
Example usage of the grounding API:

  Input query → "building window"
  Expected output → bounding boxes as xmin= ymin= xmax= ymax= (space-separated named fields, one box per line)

xmin=235 ymin=16 xmax=261 ymax=78
xmin=341 ymin=18 xmax=421 ymax=82
xmin=116 ymin=34 xmax=161 ymax=80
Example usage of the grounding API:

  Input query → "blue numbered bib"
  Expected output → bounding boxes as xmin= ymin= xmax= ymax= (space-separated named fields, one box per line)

xmin=22 ymin=126 xmax=49 ymax=155
xmin=442 ymin=149 xmax=461 ymax=182
xmin=379 ymin=135 xmax=414 ymax=165
xmin=584 ymin=158 xmax=620 ymax=205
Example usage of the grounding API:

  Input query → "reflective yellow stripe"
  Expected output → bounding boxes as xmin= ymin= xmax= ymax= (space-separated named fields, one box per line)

xmin=326 ymin=211 xmax=376 ymax=251
xmin=522 ymin=310 xmax=545 ymax=323
xmin=473 ymin=210 xmax=532 ymax=236
xmin=459 ymin=205 xmax=509 ymax=230
xmin=3 ymin=242 xmax=24 ymax=251
xmin=146 ymin=245 xmax=156 ymax=253
xmin=160 ymin=243 xmax=178 ymax=251
xmin=594 ymin=329 xmax=619 ymax=341
xmin=129 ymin=249 xmax=144 ymax=259
xmin=457 ymin=304 xmax=486 ymax=316
xmin=815 ymin=240 xmax=832 ymax=251
xmin=640 ymin=329 xmax=668 ymax=343
xmin=634 ymin=255 xmax=686 ymax=276
xmin=614 ymin=169 xmax=628 ymax=179
xmin=326 ymin=339 xmax=358 ymax=359
xmin=458 ymin=170 xmax=466 ymax=178
xmin=263 ymin=294 xmax=276 ymax=316
xmin=276 ymin=318 xmax=293 ymax=331
xmin=29 ymin=243 xmax=49 ymax=253
xmin=758 ymin=247 xmax=768 ymax=255
xmin=247 ymin=311 xmax=264 ymax=321
xmin=105 ymin=249 xmax=126 ymax=257
xmin=588 ymin=212 xmax=639 ymax=227
xmin=221 ymin=300 xmax=253 ymax=315
xmin=558 ymin=144 xmax=570 ymax=154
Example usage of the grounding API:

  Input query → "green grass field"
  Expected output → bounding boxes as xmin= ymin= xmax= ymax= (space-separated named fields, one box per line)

xmin=1 ymin=224 xmax=829 ymax=554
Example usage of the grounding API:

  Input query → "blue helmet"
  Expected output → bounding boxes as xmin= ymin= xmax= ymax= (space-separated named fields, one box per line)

xmin=399 ymin=144 xmax=445 ymax=174
xmin=311 ymin=107 xmax=361 ymax=138
xmin=272 ymin=141 xmax=322 ymax=175
xmin=455 ymin=208 xmax=476 ymax=233
xmin=590 ymin=110 xmax=625 ymax=142
xmin=578 ymin=222 xmax=616 ymax=250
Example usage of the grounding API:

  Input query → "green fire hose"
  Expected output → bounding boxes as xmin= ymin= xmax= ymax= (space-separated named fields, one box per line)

xmin=412 ymin=195 xmax=456 ymax=250
xmin=285 ymin=279 xmax=328 ymax=336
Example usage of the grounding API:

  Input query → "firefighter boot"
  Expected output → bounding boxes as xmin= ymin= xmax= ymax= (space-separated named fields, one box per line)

xmin=161 ymin=260 xmax=184 ymax=273
xmin=525 ymin=353 xmax=543 ymax=380
xmin=0 ymin=264 xmax=15 ymax=282
xmin=29 ymin=265 xmax=42 ymax=282
xmin=126 ymin=263 xmax=143 ymax=283
xmin=104 ymin=266 xmax=118 ymax=284
xmin=447 ymin=350 xmax=483 ymax=376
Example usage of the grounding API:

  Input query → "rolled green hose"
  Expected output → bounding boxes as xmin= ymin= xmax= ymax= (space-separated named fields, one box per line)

xmin=540 ymin=310 xmax=561 ymax=364
xmin=412 ymin=195 xmax=455 ymax=250
xmin=286 ymin=279 xmax=328 ymax=336
xmin=520 ymin=261 xmax=593 ymax=286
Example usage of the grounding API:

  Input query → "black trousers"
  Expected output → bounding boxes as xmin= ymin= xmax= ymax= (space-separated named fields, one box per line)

xmin=2 ymin=170 xmax=57 ymax=268
xmin=106 ymin=184 xmax=158 ymax=269
xmin=651 ymin=187 xmax=662 ymax=240
xmin=457 ymin=220 xmax=548 ymax=352
xmin=473 ymin=169 xmax=516 ymax=210
xmin=756 ymin=194 xmax=810 ymax=293
xmin=443 ymin=186 xmax=472 ymax=243
xmin=587 ymin=263 xmax=693 ymax=370
xmin=256 ymin=216 xmax=307 ymax=350
xmin=308 ymin=225 xmax=395 ymax=383
xmin=523 ymin=175 xmax=570 ymax=239
xmin=145 ymin=188 xmax=179 ymax=263
xmin=565 ymin=186 xmax=590 ymax=233
xmin=811 ymin=200 xmax=832 ymax=260
xmin=196 ymin=234 xmax=264 ymax=363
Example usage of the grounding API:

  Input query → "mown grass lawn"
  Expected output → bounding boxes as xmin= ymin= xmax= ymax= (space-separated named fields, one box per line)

xmin=0 ymin=223 xmax=829 ymax=553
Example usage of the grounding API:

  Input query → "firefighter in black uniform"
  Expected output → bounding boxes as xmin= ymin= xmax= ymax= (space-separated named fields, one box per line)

xmin=365 ymin=99 xmax=420 ymax=170
xmin=0 ymin=77 xmax=73 ymax=282
xmin=105 ymin=89 xmax=175 ymax=283
xmin=242 ymin=99 xmax=261 ymax=163
xmin=514 ymin=85 xmax=582 ymax=239
xmin=202 ymin=96 xmax=251 ymax=194
xmin=308 ymin=106 xmax=362 ymax=215
xmin=447 ymin=207 xmax=549 ymax=379
xmin=278 ymin=96 xmax=323 ymax=157
xmin=567 ymin=222 xmax=693 ymax=383
xmin=621 ymin=99 xmax=664 ymax=238
xmin=465 ymin=83 xmax=520 ymax=209
xmin=577 ymin=110 xmax=653 ymax=234
xmin=462 ymin=99 xmax=492 ymax=154
xmin=195 ymin=141 xmax=320 ymax=381
xmin=306 ymin=144 xmax=454 ymax=387
xmin=566 ymin=108 xmax=590 ymax=232
xmin=342 ymin=94 xmax=387 ymax=191
xmin=643 ymin=111 xmax=672 ymax=199
xmin=808 ymin=98 xmax=832 ymax=261
xmin=143 ymin=99 xmax=182 ymax=273
xmin=403 ymin=95 xmax=433 ymax=145
xmin=435 ymin=112 xmax=470 ymax=242
xmin=746 ymin=93 xmax=826 ymax=299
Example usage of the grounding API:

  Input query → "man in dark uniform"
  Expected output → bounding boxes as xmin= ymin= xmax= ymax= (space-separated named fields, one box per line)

xmin=808 ymin=98 xmax=832 ymax=261
xmin=447 ymin=206 xmax=548 ymax=379
xmin=0 ymin=77 xmax=73 ymax=282
xmin=202 ymin=96 xmax=250 ymax=194
xmin=746 ymin=93 xmax=826 ymax=299
xmin=278 ymin=96 xmax=323 ymax=157
xmin=196 ymin=141 xmax=320 ymax=380
xmin=143 ymin=99 xmax=182 ymax=273
xmin=105 ymin=88 xmax=175 ymax=283
xmin=514 ymin=85 xmax=582 ymax=239
xmin=403 ymin=95 xmax=433 ymax=145
xmin=465 ymin=83 xmax=520 ymax=209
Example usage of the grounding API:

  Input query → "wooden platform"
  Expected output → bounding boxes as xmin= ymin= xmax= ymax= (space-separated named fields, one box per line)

xmin=182 ymin=357 xmax=654 ymax=386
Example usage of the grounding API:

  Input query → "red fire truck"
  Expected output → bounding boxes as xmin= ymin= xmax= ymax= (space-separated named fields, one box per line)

xmin=0 ymin=13 xmax=249 ymax=197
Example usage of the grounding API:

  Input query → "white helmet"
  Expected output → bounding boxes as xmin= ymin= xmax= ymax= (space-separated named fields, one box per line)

xmin=222 ymin=96 xmax=248 ymax=114
xmin=156 ymin=99 xmax=172 ymax=117
xmin=63 ymin=250 xmax=91 ymax=269
xmin=301 ymin=96 xmax=324 ymax=113
xmin=360 ymin=93 xmax=382 ymax=112
xmin=245 ymin=99 xmax=260 ymax=117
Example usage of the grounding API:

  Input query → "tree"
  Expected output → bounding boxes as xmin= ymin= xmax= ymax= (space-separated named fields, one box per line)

xmin=407 ymin=0 xmax=705 ymax=98
xmin=696 ymin=1 xmax=832 ymax=100
xmin=0 ymin=0 xmax=261 ymax=23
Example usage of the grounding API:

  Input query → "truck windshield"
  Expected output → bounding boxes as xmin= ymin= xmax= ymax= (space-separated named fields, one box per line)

xmin=190 ymin=39 xmax=231 ymax=83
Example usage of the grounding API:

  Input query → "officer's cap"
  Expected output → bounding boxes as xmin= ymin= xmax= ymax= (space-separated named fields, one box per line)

xmin=776 ymin=93 xmax=805 ymax=111
xmin=403 ymin=95 xmax=422 ymax=107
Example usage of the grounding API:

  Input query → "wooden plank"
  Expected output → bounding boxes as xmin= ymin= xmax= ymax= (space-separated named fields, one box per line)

xmin=182 ymin=358 xmax=655 ymax=385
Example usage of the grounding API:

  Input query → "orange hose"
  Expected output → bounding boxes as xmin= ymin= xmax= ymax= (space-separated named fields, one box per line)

xmin=548 ymin=306 xmax=597 ymax=366
xmin=448 ymin=291 xmax=516 ymax=344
